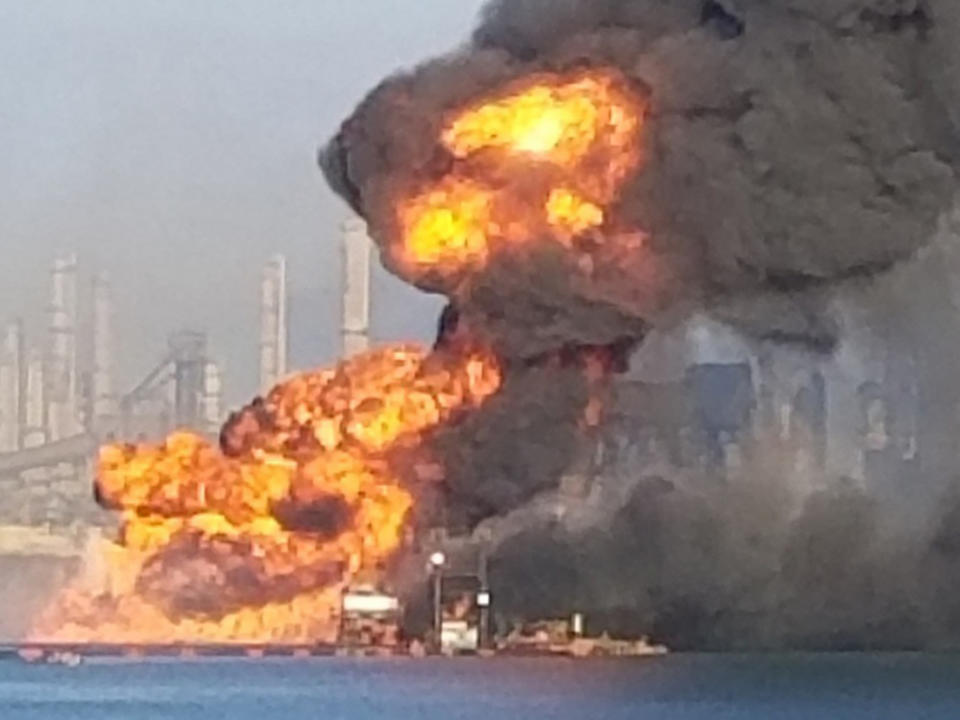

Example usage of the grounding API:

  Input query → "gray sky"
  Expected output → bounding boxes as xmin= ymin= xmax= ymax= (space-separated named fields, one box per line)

xmin=0 ymin=0 xmax=487 ymax=405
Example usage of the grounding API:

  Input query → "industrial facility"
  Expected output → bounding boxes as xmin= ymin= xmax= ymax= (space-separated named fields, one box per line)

xmin=0 ymin=222 xmax=377 ymax=640
xmin=0 ymin=260 xmax=223 ymax=529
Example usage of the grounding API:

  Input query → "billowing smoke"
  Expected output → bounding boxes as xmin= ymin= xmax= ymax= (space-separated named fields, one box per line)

xmin=461 ymin=214 xmax=960 ymax=651
xmin=324 ymin=0 xmax=960 ymax=353
xmin=322 ymin=0 xmax=960 ymax=649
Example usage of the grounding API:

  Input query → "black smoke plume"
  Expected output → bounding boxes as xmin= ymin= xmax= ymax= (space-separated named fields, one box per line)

xmin=322 ymin=0 xmax=960 ymax=649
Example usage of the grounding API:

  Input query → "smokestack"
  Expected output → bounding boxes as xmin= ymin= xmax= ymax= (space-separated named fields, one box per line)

xmin=341 ymin=218 xmax=372 ymax=358
xmin=202 ymin=360 xmax=223 ymax=435
xmin=91 ymin=272 xmax=116 ymax=432
xmin=46 ymin=253 xmax=79 ymax=441
xmin=0 ymin=320 xmax=24 ymax=453
xmin=23 ymin=348 xmax=46 ymax=448
xmin=259 ymin=255 xmax=288 ymax=393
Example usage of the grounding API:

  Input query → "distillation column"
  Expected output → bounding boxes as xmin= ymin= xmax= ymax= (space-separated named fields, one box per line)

xmin=202 ymin=360 xmax=223 ymax=434
xmin=0 ymin=321 xmax=24 ymax=453
xmin=341 ymin=218 xmax=372 ymax=358
xmin=259 ymin=255 xmax=288 ymax=394
xmin=23 ymin=349 xmax=47 ymax=448
xmin=90 ymin=272 xmax=117 ymax=433
xmin=45 ymin=254 xmax=80 ymax=441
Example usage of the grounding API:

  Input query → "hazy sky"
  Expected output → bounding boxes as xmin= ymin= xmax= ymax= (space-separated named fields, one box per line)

xmin=0 ymin=0 xmax=487 ymax=405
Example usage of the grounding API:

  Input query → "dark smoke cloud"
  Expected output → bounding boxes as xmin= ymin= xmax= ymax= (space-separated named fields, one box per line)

xmin=271 ymin=494 xmax=354 ymax=537
xmin=136 ymin=532 xmax=344 ymax=619
xmin=425 ymin=306 xmax=634 ymax=531
xmin=428 ymin=361 xmax=597 ymax=529
xmin=482 ymin=235 xmax=960 ymax=651
xmin=322 ymin=0 xmax=960 ymax=649
xmin=486 ymin=469 xmax=960 ymax=651
xmin=323 ymin=0 xmax=960 ymax=355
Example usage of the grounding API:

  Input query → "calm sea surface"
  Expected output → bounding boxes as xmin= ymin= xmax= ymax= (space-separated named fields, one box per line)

xmin=2 ymin=654 xmax=960 ymax=719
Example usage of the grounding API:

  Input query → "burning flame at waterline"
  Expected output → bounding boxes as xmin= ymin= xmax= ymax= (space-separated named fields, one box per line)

xmin=30 ymin=346 xmax=500 ymax=644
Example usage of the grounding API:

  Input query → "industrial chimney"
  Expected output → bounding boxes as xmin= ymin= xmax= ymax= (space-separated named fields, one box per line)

xmin=341 ymin=218 xmax=372 ymax=358
xmin=202 ymin=360 xmax=223 ymax=435
xmin=46 ymin=253 xmax=80 ymax=441
xmin=259 ymin=255 xmax=288 ymax=394
xmin=90 ymin=272 xmax=117 ymax=432
xmin=23 ymin=348 xmax=47 ymax=448
xmin=0 ymin=320 xmax=24 ymax=453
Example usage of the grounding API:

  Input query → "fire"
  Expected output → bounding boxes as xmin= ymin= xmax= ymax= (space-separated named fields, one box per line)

xmin=30 ymin=68 xmax=640 ymax=646
xmin=546 ymin=188 xmax=605 ymax=239
xmin=30 ymin=345 xmax=501 ymax=644
xmin=397 ymin=68 xmax=645 ymax=273
xmin=400 ymin=180 xmax=493 ymax=267
xmin=442 ymin=79 xmax=603 ymax=162
xmin=441 ymin=74 xmax=636 ymax=172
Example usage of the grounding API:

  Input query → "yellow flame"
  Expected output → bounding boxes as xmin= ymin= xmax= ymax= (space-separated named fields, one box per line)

xmin=401 ymin=181 xmax=493 ymax=266
xmin=30 ymin=345 xmax=502 ymax=645
xmin=546 ymin=188 xmax=605 ymax=238
xmin=442 ymin=79 xmax=606 ymax=163
xmin=397 ymin=69 xmax=644 ymax=271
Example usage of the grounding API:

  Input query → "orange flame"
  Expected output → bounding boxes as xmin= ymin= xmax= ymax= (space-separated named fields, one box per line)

xmin=400 ymin=180 xmax=493 ymax=268
xmin=546 ymin=188 xmax=605 ymax=240
xmin=29 ymin=69 xmax=641 ymax=646
xmin=30 ymin=345 xmax=501 ymax=644
xmin=397 ymin=69 xmax=645 ymax=273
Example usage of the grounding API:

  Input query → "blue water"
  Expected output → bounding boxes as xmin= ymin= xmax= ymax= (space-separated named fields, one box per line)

xmin=3 ymin=654 xmax=960 ymax=719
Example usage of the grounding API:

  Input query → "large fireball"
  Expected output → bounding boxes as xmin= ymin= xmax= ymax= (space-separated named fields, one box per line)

xmin=396 ymin=69 xmax=647 ymax=279
xmin=30 ymin=345 xmax=500 ymax=644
